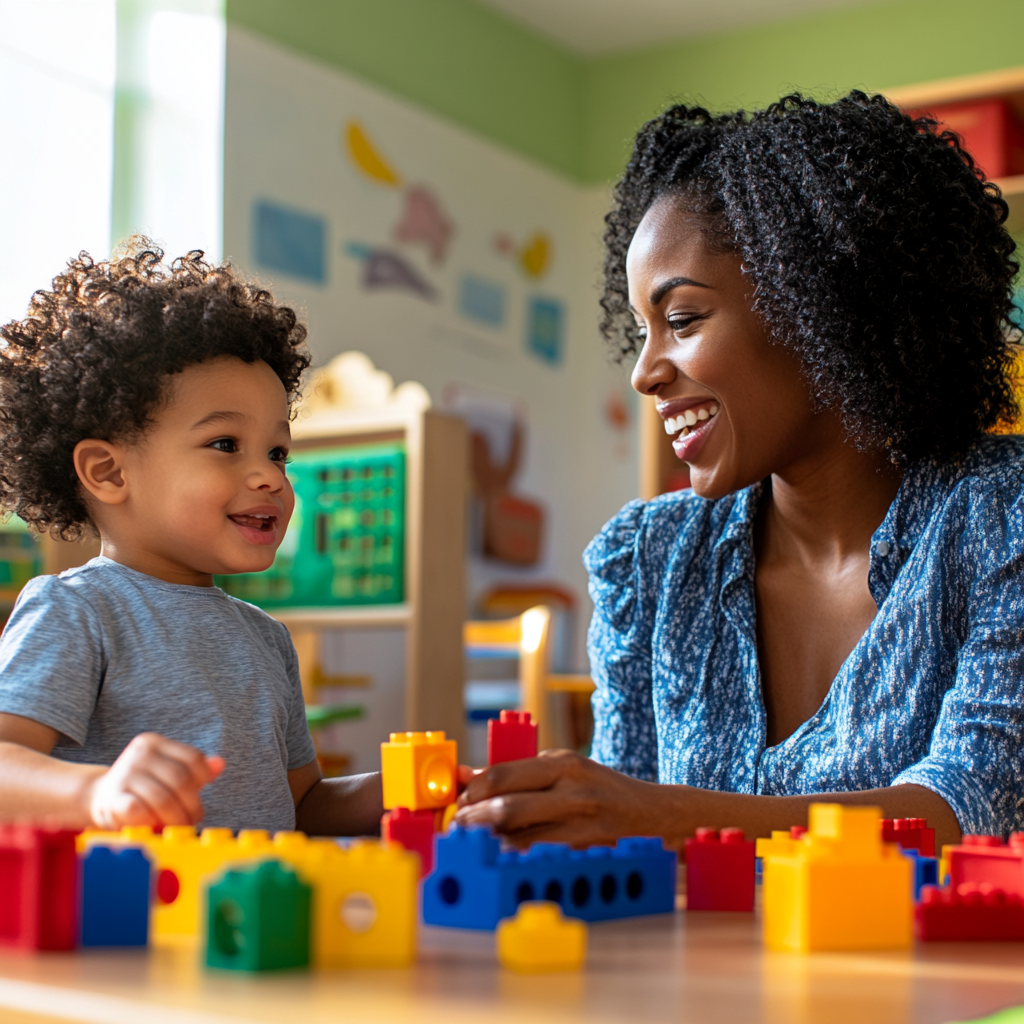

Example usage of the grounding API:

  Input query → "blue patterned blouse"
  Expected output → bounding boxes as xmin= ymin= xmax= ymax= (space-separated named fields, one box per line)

xmin=585 ymin=435 xmax=1024 ymax=837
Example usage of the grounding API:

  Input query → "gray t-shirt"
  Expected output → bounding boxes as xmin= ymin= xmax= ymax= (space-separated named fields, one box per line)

xmin=0 ymin=557 xmax=316 ymax=832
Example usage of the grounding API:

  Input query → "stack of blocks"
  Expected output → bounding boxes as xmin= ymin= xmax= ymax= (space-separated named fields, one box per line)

xmin=684 ymin=827 xmax=755 ymax=912
xmin=422 ymin=826 xmax=676 ymax=930
xmin=757 ymin=804 xmax=913 ymax=952
xmin=917 ymin=833 xmax=1024 ymax=941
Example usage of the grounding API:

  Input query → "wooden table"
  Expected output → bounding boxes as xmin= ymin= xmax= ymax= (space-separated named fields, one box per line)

xmin=1 ymin=907 xmax=1024 ymax=1024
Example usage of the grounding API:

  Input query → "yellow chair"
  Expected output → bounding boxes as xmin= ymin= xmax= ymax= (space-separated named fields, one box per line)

xmin=463 ymin=605 xmax=594 ymax=753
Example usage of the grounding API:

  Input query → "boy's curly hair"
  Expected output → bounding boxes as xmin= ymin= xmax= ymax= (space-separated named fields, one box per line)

xmin=0 ymin=239 xmax=311 ymax=539
xmin=601 ymin=91 xmax=1021 ymax=465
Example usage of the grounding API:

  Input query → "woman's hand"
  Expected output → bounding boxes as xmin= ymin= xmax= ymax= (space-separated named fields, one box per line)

xmin=454 ymin=750 xmax=667 ymax=848
xmin=86 ymin=733 xmax=224 ymax=830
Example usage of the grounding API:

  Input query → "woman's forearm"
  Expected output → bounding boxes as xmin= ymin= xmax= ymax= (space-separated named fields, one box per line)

xmin=649 ymin=782 xmax=961 ymax=851
xmin=0 ymin=740 xmax=103 ymax=827
xmin=457 ymin=752 xmax=963 ymax=850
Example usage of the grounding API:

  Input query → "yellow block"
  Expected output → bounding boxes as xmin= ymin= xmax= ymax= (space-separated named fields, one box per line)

xmin=381 ymin=731 xmax=458 ymax=811
xmin=497 ymin=902 xmax=587 ymax=973
xmin=761 ymin=804 xmax=912 ymax=953
xmin=305 ymin=840 xmax=419 ymax=968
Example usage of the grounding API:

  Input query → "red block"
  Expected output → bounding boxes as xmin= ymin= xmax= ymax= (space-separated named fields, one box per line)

xmin=948 ymin=835 xmax=1024 ymax=897
xmin=487 ymin=710 xmax=538 ymax=766
xmin=881 ymin=817 xmax=936 ymax=858
xmin=0 ymin=825 xmax=78 ymax=951
xmin=684 ymin=827 xmax=755 ymax=912
xmin=916 ymin=883 xmax=1024 ymax=941
xmin=382 ymin=808 xmax=436 ymax=878
xmin=907 ymin=98 xmax=1024 ymax=180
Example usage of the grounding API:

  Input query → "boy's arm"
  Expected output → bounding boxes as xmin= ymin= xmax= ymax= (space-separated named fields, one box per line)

xmin=0 ymin=712 xmax=223 ymax=829
xmin=290 ymin=760 xmax=384 ymax=837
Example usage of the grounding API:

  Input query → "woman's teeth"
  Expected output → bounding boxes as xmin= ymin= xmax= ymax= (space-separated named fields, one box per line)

xmin=663 ymin=403 xmax=719 ymax=437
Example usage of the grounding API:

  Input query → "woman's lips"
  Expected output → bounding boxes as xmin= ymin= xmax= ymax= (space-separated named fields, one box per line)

xmin=671 ymin=412 xmax=717 ymax=461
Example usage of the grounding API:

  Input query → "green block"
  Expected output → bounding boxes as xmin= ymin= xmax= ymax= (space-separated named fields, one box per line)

xmin=217 ymin=442 xmax=406 ymax=608
xmin=205 ymin=860 xmax=310 ymax=972
xmin=946 ymin=1008 xmax=1024 ymax=1024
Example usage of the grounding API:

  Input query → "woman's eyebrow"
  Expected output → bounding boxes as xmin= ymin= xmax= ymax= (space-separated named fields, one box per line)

xmin=650 ymin=276 xmax=712 ymax=305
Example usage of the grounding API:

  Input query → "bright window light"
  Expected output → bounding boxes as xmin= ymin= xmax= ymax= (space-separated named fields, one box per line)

xmin=0 ymin=0 xmax=116 ymax=325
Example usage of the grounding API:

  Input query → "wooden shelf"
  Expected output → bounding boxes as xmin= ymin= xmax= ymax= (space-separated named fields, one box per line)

xmin=270 ymin=604 xmax=411 ymax=631
xmin=881 ymin=66 xmax=1024 ymax=235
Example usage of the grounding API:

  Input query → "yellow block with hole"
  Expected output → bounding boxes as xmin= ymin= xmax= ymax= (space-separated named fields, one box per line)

xmin=381 ymin=731 xmax=458 ymax=811
xmin=497 ymin=902 xmax=587 ymax=973
xmin=760 ymin=804 xmax=913 ymax=953
xmin=303 ymin=839 xmax=419 ymax=968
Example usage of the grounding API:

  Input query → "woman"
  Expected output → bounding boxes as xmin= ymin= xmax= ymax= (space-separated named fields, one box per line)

xmin=456 ymin=93 xmax=1024 ymax=851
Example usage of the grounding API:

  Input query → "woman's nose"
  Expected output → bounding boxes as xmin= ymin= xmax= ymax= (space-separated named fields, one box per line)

xmin=631 ymin=333 xmax=677 ymax=397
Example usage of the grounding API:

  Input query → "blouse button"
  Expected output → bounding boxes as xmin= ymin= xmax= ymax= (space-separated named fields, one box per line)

xmin=874 ymin=540 xmax=891 ymax=557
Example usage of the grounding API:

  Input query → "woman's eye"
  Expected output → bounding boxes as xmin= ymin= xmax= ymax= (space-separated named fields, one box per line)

xmin=207 ymin=437 xmax=237 ymax=454
xmin=270 ymin=447 xmax=291 ymax=464
xmin=668 ymin=314 xmax=704 ymax=334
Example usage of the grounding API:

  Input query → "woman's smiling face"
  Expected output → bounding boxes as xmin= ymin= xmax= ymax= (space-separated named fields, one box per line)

xmin=627 ymin=195 xmax=838 ymax=499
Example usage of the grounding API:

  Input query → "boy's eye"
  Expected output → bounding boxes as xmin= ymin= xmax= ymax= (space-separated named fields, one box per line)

xmin=207 ymin=437 xmax=237 ymax=454
xmin=270 ymin=446 xmax=291 ymax=464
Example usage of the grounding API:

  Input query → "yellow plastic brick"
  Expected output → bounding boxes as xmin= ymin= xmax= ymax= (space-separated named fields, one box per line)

xmin=761 ymin=803 xmax=912 ymax=953
xmin=305 ymin=839 xmax=419 ymax=968
xmin=497 ymin=902 xmax=587 ymax=973
xmin=380 ymin=731 xmax=458 ymax=811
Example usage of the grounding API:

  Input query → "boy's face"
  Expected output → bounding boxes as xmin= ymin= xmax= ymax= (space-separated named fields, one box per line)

xmin=94 ymin=356 xmax=295 ymax=585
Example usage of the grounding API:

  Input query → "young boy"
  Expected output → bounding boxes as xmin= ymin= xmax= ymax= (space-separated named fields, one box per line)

xmin=0 ymin=242 xmax=383 ymax=835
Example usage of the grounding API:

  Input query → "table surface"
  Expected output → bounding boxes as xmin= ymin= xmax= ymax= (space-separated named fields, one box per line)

xmin=1 ymin=905 xmax=1024 ymax=1024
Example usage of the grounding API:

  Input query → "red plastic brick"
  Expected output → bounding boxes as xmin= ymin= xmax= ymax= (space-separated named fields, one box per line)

xmin=916 ymin=883 xmax=1024 ymax=941
xmin=881 ymin=817 xmax=936 ymax=858
xmin=487 ymin=710 xmax=538 ymax=766
xmin=789 ymin=826 xmax=807 ymax=839
xmin=684 ymin=827 xmax=755 ymax=912
xmin=0 ymin=825 xmax=78 ymax=951
xmin=948 ymin=837 xmax=1024 ymax=897
xmin=382 ymin=808 xmax=436 ymax=878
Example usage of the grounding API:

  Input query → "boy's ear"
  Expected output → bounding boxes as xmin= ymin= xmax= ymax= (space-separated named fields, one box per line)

xmin=73 ymin=439 xmax=129 ymax=506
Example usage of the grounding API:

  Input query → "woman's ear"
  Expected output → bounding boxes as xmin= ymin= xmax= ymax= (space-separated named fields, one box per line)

xmin=73 ymin=438 xmax=129 ymax=506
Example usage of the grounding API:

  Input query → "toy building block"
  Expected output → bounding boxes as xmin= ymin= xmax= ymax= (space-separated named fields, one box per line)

xmin=206 ymin=860 xmax=310 ymax=972
xmin=497 ymin=901 xmax=586 ymax=973
xmin=80 ymin=845 xmax=151 ymax=947
xmin=685 ymin=827 xmax=755 ymax=912
xmin=488 ymin=710 xmax=538 ymax=766
xmin=304 ymin=839 xmax=419 ymax=968
xmin=881 ymin=817 xmax=936 ymax=857
xmin=422 ymin=826 xmax=676 ymax=931
xmin=0 ymin=826 xmax=78 ymax=951
xmin=382 ymin=808 xmax=436 ymax=878
xmin=381 ymin=731 xmax=457 ymax=812
xmin=760 ymin=803 xmax=913 ymax=953
xmin=948 ymin=834 xmax=1024 ymax=897
xmin=903 ymin=850 xmax=939 ymax=901
xmin=916 ymin=883 xmax=1024 ymax=941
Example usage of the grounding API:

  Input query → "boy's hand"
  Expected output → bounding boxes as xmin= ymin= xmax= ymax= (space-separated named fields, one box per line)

xmin=87 ymin=733 xmax=224 ymax=830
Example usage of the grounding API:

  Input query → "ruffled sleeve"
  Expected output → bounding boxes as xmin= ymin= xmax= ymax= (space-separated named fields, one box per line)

xmin=584 ymin=500 xmax=658 ymax=782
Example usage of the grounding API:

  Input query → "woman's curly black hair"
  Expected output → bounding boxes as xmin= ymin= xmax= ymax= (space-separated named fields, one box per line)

xmin=0 ymin=239 xmax=310 ymax=539
xmin=601 ymin=91 xmax=1021 ymax=465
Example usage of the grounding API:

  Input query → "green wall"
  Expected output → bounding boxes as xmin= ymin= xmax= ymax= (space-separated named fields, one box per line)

xmin=228 ymin=0 xmax=1024 ymax=185
xmin=584 ymin=0 xmax=1024 ymax=183
xmin=226 ymin=0 xmax=585 ymax=180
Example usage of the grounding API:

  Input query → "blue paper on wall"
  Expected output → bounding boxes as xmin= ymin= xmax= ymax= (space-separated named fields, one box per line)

xmin=459 ymin=275 xmax=506 ymax=327
xmin=526 ymin=296 xmax=564 ymax=366
xmin=253 ymin=200 xmax=326 ymax=284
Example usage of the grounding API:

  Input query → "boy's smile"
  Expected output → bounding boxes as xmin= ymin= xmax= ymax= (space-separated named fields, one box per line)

xmin=74 ymin=356 xmax=296 ymax=586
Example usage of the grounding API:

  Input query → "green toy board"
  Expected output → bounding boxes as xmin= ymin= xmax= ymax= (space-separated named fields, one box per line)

xmin=217 ymin=442 xmax=405 ymax=608
xmin=0 ymin=516 xmax=42 ymax=599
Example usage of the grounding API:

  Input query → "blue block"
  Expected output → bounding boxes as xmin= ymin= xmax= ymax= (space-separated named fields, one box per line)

xmin=80 ymin=845 xmax=151 ymax=947
xmin=422 ymin=827 xmax=676 ymax=931
xmin=903 ymin=850 xmax=939 ymax=901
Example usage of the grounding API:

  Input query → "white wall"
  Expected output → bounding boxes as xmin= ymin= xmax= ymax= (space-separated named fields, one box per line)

xmin=0 ymin=0 xmax=115 ymax=325
xmin=224 ymin=28 xmax=639 ymax=679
